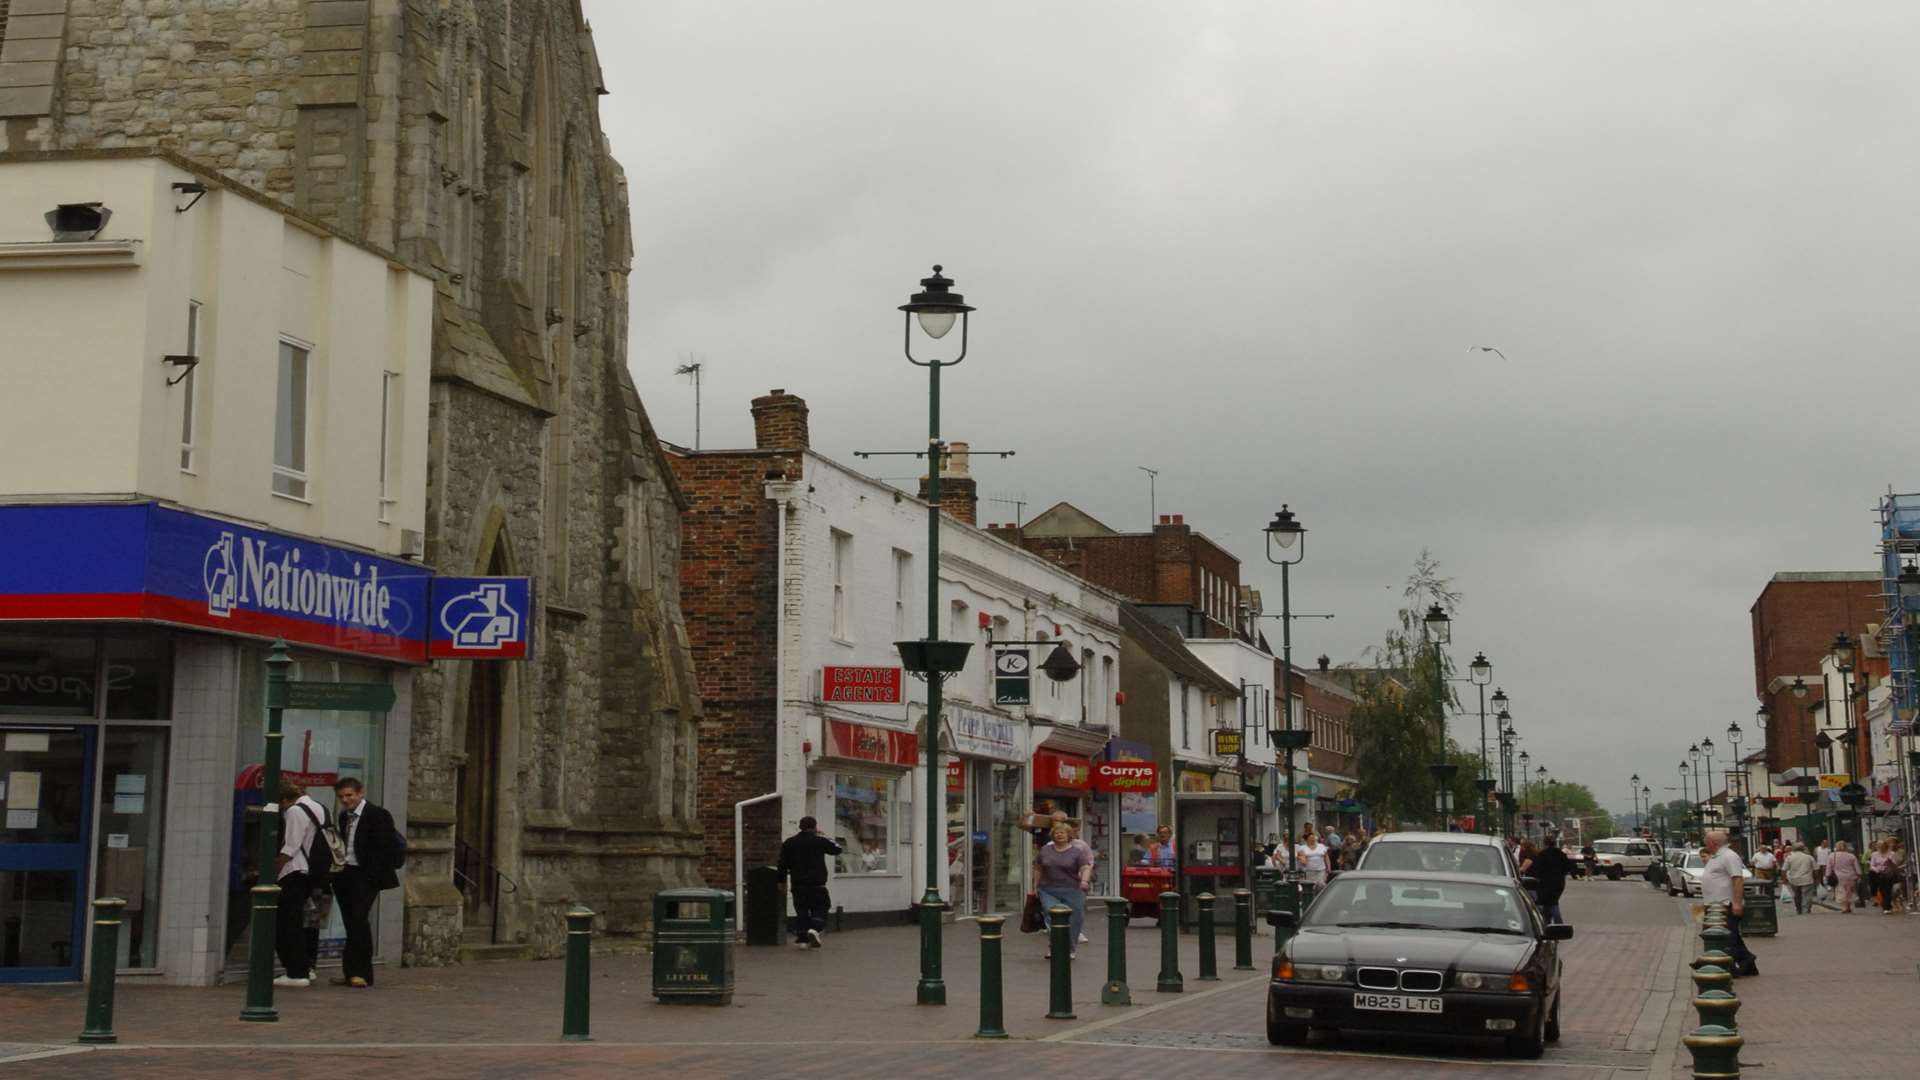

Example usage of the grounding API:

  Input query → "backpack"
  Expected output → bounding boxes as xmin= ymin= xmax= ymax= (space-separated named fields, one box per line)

xmin=297 ymin=801 xmax=347 ymax=876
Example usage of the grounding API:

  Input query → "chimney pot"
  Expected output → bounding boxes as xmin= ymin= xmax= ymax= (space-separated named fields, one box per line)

xmin=750 ymin=390 xmax=810 ymax=450
xmin=1172 ymin=514 xmax=1184 ymax=525
xmin=1158 ymin=515 xmax=1171 ymax=525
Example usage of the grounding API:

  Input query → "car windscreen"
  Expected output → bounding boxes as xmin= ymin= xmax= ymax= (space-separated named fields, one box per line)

xmin=1358 ymin=842 xmax=1508 ymax=876
xmin=1305 ymin=878 xmax=1531 ymax=935
xmin=1684 ymin=854 xmax=1704 ymax=869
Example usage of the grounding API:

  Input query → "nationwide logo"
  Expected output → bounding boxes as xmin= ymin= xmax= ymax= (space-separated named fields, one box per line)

xmin=438 ymin=582 xmax=522 ymax=651
xmin=201 ymin=531 xmax=398 ymax=631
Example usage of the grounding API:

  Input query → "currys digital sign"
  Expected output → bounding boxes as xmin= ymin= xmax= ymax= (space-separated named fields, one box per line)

xmin=0 ymin=504 xmax=433 ymax=662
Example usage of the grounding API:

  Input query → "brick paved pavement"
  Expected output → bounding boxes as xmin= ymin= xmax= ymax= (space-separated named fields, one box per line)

xmin=1663 ymin=895 xmax=1920 ymax=1077
xmin=0 ymin=883 xmax=1692 ymax=1078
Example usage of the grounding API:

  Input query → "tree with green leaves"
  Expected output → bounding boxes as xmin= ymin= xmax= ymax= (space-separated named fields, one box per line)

xmin=1346 ymin=552 xmax=1467 ymax=829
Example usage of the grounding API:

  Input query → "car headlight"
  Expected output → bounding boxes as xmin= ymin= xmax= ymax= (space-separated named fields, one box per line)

xmin=1306 ymin=964 xmax=1346 ymax=983
xmin=1455 ymin=971 xmax=1494 ymax=990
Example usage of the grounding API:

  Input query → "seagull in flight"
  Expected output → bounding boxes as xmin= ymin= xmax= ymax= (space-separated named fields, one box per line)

xmin=1468 ymin=345 xmax=1509 ymax=360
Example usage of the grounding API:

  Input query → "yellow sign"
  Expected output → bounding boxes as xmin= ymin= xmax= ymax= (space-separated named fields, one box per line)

xmin=1211 ymin=730 xmax=1243 ymax=756
xmin=1818 ymin=773 xmax=1848 ymax=790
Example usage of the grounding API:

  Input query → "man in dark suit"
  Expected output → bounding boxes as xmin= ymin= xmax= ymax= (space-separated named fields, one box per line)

xmin=329 ymin=777 xmax=404 ymax=987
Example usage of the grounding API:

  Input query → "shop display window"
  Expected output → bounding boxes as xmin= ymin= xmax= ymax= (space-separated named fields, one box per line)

xmin=829 ymin=773 xmax=894 ymax=875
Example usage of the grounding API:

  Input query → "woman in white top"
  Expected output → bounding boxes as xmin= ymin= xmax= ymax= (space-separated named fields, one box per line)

xmin=1290 ymin=822 xmax=1331 ymax=886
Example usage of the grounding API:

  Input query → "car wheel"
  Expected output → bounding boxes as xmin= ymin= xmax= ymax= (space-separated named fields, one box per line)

xmin=1545 ymin=997 xmax=1561 ymax=1043
xmin=1267 ymin=1018 xmax=1310 ymax=1046
xmin=1607 ymin=865 xmax=1624 ymax=880
xmin=1507 ymin=1004 xmax=1548 ymax=1059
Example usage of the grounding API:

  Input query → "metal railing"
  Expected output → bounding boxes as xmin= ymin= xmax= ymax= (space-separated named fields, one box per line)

xmin=453 ymin=839 xmax=519 ymax=945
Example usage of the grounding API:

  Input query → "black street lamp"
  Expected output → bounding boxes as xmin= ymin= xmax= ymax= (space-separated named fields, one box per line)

xmin=1679 ymin=759 xmax=1693 ymax=839
xmin=1725 ymin=724 xmax=1743 ymax=847
xmin=1423 ymin=604 xmax=1452 ymax=824
xmin=895 ymin=264 xmax=975 ymax=1007
xmin=1630 ymin=772 xmax=1642 ymax=837
xmin=1701 ymin=737 xmax=1717 ymax=826
xmin=1469 ymin=652 xmax=1493 ymax=832
xmin=1263 ymin=505 xmax=1310 ymax=875
xmin=1534 ymin=764 xmax=1548 ymax=836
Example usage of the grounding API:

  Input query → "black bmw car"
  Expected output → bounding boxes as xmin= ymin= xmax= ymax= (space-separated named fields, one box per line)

xmin=1265 ymin=870 xmax=1570 ymax=1058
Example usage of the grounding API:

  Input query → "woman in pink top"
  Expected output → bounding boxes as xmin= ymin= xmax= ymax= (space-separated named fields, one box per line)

xmin=1829 ymin=841 xmax=1863 ymax=913
xmin=1869 ymin=839 xmax=1895 ymax=912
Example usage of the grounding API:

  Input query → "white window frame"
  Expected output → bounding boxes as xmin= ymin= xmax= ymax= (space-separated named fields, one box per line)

xmin=377 ymin=370 xmax=400 ymax=519
xmin=272 ymin=337 xmax=313 ymax=502
xmin=179 ymin=301 xmax=201 ymax=473
xmin=892 ymin=549 xmax=912 ymax=640
xmin=830 ymin=529 xmax=853 ymax=641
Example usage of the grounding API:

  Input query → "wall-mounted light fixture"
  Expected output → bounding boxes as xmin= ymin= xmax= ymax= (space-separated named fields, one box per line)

xmin=161 ymin=354 xmax=199 ymax=387
xmin=46 ymin=203 xmax=111 ymax=241
xmin=171 ymin=181 xmax=209 ymax=214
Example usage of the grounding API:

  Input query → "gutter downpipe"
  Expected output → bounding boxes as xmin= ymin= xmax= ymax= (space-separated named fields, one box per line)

xmin=735 ymin=479 xmax=794 ymax=935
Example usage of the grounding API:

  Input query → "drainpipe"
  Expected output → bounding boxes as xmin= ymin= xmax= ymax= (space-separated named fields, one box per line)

xmin=734 ymin=479 xmax=795 ymax=934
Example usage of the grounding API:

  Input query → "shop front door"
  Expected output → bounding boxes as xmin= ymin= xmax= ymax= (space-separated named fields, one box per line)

xmin=0 ymin=725 xmax=95 ymax=982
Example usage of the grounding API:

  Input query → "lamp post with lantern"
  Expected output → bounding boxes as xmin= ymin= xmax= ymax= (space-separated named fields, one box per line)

xmin=1630 ymin=773 xmax=1642 ymax=838
xmin=1262 ymin=506 xmax=1311 ymax=874
xmin=1428 ymin=607 xmax=1451 ymax=822
xmin=1468 ymin=653 xmax=1496 ymax=834
xmin=1701 ymin=737 xmax=1717 ymax=826
xmin=892 ymin=265 xmax=976 ymax=1006
xmin=1724 ymin=724 xmax=1744 ymax=850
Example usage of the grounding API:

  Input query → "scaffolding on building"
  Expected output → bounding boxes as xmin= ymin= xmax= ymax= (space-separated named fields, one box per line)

xmin=1874 ymin=492 xmax=1920 ymax=908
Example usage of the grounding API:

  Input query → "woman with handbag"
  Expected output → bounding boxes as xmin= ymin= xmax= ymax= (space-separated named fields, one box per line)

xmin=1034 ymin=823 xmax=1094 ymax=958
xmin=1829 ymin=841 xmax=1862 ymax=914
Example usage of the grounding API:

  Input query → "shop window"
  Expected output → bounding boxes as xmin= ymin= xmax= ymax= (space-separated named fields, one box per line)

xmin=95 ymin=727 xmax=168 ymax=969
xmin=0 ymin=632 xmax=98 ymax=718
xmin=829 ymin=773 xmax=894 ymax=875
xmin=103 ymin=637 xmax=171 ymax=720
xmin=272 ymin=339 xmax=311 ymax=499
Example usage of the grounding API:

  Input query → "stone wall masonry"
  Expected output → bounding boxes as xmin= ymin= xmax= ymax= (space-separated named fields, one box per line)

xmin=20 ymin=0 xmax=707 ymax=966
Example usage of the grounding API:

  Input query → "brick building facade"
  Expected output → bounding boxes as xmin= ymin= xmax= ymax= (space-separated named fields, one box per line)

xmin=1750 ymin=572 xmax=1881 ymax=779
xmin=3 ymin=1 xmax=704 ymax=965
xmin=999 ymin=506 xmax=1246 ymax=639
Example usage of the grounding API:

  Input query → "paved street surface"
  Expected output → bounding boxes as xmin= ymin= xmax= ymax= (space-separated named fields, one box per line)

xmin=2 ymin=879 xmax=1902 ymax=1078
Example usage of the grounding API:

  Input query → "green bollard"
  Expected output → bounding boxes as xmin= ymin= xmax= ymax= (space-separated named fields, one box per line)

xmin=239 ymin=883 xmax=281 ymax=1022
xmin=1682 ymin=1022 xmax=1743 ymax=1078
xmin=975 ymin=915 xmax=1008 ymax=1038
xmin=1046 ymin=906 xmax=1075 ymax=1019
xmin=562 ymin=905 xmax=594 ymax=1041
xmin=1693 ymin=987 xmax=1740 ymax=1032
xmin=1691 ymin=963 xmax=1732 ymax=997
xmin=78 ymin=897 xmax=125 ymax=1044
xmin=1156 ymin=891 xmax=1183 ymax=993
xmin=1196 ymin=893 xmax=1219 ymax=981
xmin=1232 ymin=889 xmax=1254 ymax=972
xmin=1100 ymin=897 xmax=1131 ymax=1006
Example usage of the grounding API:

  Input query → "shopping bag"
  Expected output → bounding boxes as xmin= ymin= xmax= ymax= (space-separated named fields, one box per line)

xmin=1020 ymin=891 xmax=1043 ymax=933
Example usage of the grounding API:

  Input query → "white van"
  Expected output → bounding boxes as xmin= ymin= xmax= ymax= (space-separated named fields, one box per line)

xmin=1589 ymin=837 xmax=1658 ymax=879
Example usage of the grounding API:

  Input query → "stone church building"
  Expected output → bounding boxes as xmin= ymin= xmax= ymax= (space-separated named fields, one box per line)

xmin=0 ymin=1 xmax=703 ymax=964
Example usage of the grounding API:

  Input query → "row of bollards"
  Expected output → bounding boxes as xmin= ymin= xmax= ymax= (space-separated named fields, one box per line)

xmin=1682 ymin=902 xmax=1743 ymax=1078
xmin=975 ymin=888 xmax=1271 ymax=1037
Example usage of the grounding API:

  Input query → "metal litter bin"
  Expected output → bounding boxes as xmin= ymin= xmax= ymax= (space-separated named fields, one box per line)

xmin=1741 ymin=878 xmax=1777 ymax=937
xmin=744 ymin=866 xmax=785 ymax=946
xmin=652 ymin=888 xmax=735 ymax=1004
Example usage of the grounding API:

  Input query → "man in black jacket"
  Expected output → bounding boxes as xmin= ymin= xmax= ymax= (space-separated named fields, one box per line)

xmin=1532 ymin=834 xmax=1574 ymax=925
xmin=777 ymin=816 xmax=843 ymax=948
xmin=329 ymin=777 xmax=405 ymax=986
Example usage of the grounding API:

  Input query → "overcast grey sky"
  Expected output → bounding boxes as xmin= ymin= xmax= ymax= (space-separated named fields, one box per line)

xmin=593 ymin=1 xmax=1909 ymax=813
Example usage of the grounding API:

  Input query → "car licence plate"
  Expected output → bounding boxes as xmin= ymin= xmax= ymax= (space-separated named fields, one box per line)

xmin=1353 ymin=992 xmax=1443 ymax=1014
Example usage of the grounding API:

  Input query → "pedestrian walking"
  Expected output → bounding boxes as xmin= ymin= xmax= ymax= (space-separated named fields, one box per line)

xmin=1531 ymin=834 xmax=1573 ymax=924
xmin=1343 ymin=833 xmax=1359 ymax=871
xmin=1890 ymin=837 xmax=1909 ymax=910
xmin=273 ymin=779 xmax=335 ymax=988
xmin=1322 ymin=826 xmax=1344 ymax=870
xmin=1700 ymin=830 xmax=1758 ymax=977
xmin=1034 ymin=822 xmax=1093 ymax=959
xmin=1828 ymin=841 xmax=1862 ymax=914
xmin=329 ymin=777 xmax=404 ymax=988
xmin=1145 ymin=823 xmax=1177 ymax=867
xmin=1287 ymin=823 xmax=1330 ymax=886
xmin=1750 ymin=845 xmax=1776 ymax=881
xmin=777 ymin=816 xmax=843 ymax=948
xmin=1814 ymin=839 xmax=1832 ymax=901
xmin=1869 ymin=839 xmax=1895 ymax=912
xmin=1781 ymin=843 xmax=1816 ymax=915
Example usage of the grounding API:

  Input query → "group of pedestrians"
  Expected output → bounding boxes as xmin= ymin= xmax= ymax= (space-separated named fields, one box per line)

xmin=271 ymin=777 xmax=407 ymax=989
xmin=1261 ymin=823 xmax=1367 ymax=883
xmin=1753 ymin=836 xmax=1909 ymax=914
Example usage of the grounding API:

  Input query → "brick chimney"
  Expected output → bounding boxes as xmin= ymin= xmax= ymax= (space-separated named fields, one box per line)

xmin=918 ymin=441 xmax=978 ymax=525
xmin=750 ymin=389 xmax=809 ymax=450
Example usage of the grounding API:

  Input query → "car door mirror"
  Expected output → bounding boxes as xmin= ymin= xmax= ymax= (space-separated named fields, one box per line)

xmin=1543 ymin=923 xmax=1573 ymax=941
xmin=1264 ymin=909 xmax=1297 ymax=929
